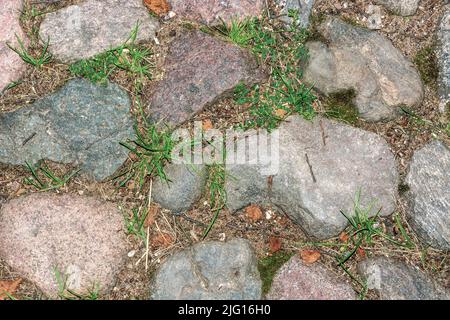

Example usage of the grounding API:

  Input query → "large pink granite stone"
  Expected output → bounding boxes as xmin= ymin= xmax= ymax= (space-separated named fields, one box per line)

xmin=0 ymin=0 xmax=28 ymax=91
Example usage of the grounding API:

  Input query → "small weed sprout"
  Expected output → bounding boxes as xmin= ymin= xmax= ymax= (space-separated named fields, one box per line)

xmin=203 ymin=163 xmax=227 ymax=239
xmin=124 ymin=206 xmax=149 ymax=242
xmin=24 ymin=161 xmax=79 ymax=191
xmin=55 ymin=269 xmax=100 ymax=300
xmin=7 ymin=35 xmax=53 ymax=68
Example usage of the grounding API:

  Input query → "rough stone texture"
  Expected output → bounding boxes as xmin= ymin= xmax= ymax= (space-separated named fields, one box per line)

xmin=168 ymin=0 xmax=265 ymax=25
xmin=0 ymin=193 xmax=128 ymax=298
xmin=374 ymin=0 xmax=420 ymax=16
xmin=0 ymin=0 xmax=27 ymax=91
xmin=226 ymin=116 xmax=399 ymax=239
xmin=405 ymin=141 xmax=450 ymax=250
xmin=147 ymin=30 xmax=266 ymax=127
xmin=367 ymin=5 xmax=383 ymax=30
xmin=437 ymin=6 xmax=450 ymax=113
xmin=39 ymin=0 xmax=160 ymax=63
xmin=151 ymin=238 xmax=262 ymax=300
xmin=152 ymin=163 xmax=208 ymax=213
xmin=267 ymin=255 xmax=356 ymax=300
xmin=276 ymin=0 xmax=315 ymax=28
xmin=0 ymin=78 xmax=134 ymax=181
xmin=303 ymin=17 xmax=423 ymax=122
xmin=358 ymin=257 xmax=450 ymax=300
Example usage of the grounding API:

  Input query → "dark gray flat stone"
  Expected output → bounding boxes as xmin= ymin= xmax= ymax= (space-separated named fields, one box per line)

xmin=0 ymin=78 xmax=134 ymax=181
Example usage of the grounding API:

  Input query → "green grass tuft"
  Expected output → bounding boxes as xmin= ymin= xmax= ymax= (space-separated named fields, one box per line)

xmin=216 ymin=12 xmax=316 ymax=131
xmin=55 ymin=269 xmax=100 ymax=300
xmin=24 ymin=161 xmax=79 ymax=192
xmin=115 ymin=123 xmax=175 ymax=189
xmin=69 ymin=24 xmax=154 ymax=90
xmin=203 ymin=164 xmax=227 ymax=239
xmin=124 ymin=205 xmax=150 ymax=242
xmin=8 ymin=34 xmax=53 ymax=68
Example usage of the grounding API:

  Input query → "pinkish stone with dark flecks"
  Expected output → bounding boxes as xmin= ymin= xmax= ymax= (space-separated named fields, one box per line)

xmin=267 ymin=256 xmax=356 ymax=300
xmin=0 ymin=193 xmax=128 ymax=298
xmin=146 ymin=30 xmax=266 ymax=126
xmin=0 ymin=0 xmax=28 ymax=91
xmin=168 ymin=0 xmax=265 ymax=25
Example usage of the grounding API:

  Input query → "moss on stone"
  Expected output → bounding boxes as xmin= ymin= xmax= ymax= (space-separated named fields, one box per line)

xmin=324 ymin=89 xmax=359 ymax=125
xmin=258 ymin=251 xmax=294 ymax=296
xmin=414 ymin=46 xmax=439 ymax=86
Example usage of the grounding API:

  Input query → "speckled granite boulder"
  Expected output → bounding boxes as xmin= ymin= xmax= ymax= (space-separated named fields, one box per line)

xmin=0 ymin=0 xmax=28 ymax=91
xmin=152 ymin=163 xmax=208 ymax=213
xmin=0 ymin=78 xmax=134 ymax=181
xmin=405 ymin=141 xmax=450 ymax=250
xmin=226 ymin=116 xmax=399 ymax=239
xmin=0 ymin=193 xmax=128 ymax=298
xmin=147 ymin=30 xmax=265 ymax=127
xmin=358 ymin=257 xmax=450 ymax=300
xmin=437 ymin=6 xmax=450 ymax=112
xmin=303 ymin=17 xmax=423 ymax=122
xmin=39 ymin=0 xmax=160 ymax=63
xmin=151 ymin=238 xmax=262 ymax=300
xmin=168 ymin=0 xmax=265 ymax=25
xmin=374 ymin=0 xmax=420 ymax=16
xmin=267 ymin=255 xmax=356 ymax=300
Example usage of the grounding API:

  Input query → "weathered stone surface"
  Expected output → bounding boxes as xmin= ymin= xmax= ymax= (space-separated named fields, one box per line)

xmin=437 ymin=6 xmax=450 ymax=113
xmin=151 ymin=238 xmax=262 ymax=300
xmin=147 ymin=30 xmax=265 ymax=127
xmin=374 ymin=0 xmax=420 ymax=16
xmin=0 ymin=78 xmax=134 ymax=181
xmin=405 ymin=141 xmax=450 ymax=250
xmin=168 ymin=0 xmax=265 ymax=25
xmin=303 ymin=17 xmax=423 ymax=122
xmin=267 ymin=255 xmax=356 ymax=300
xmin=226 ymin=116 xmax=399 ymax=239
xmin=367 ymin=5 xmax=383 ymax=30
xmin=39 ymin=0 xmax=159 ymax=63
xmin=276 ymin=0 xmax=315 ymax=28
xmin=358 ymin=257 xmax=450 ymax=300
xmin=0 ymin=193 xmax=128 ymax=298
xmin=0 ymin=0 xmax=27 ymax=91
xmin=152 ymin=163 xmax=208 ymax=213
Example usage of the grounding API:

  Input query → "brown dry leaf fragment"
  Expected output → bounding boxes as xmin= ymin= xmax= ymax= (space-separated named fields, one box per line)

xmin=300 ymin=250 xmax=321 ymax=264
xmin=274 ymin=108 xmax=288 ymax=118
xmin=151 ymin=232 xmax=174 ymax=249
xmin=356 ymin=247 xmax=366 ymax=259
xmin=144 ymin=204 xmax=159 ymax=228
xmin=144 ymin=0 xmax=170 ymax=15
xmin=202 ymin=119 xmax=214 ymax=131
xmin=269 ymin=236 xmax=282 ymax=253
xmin=0 ymin=278 xmax=22 ymax=300
xmin=245 ymin=204 xmax=263 ymax=223
xmin=15 ymin=188 xmax=27 ymax=197
xmin=339 ymin=232 xmax=350 ymax=243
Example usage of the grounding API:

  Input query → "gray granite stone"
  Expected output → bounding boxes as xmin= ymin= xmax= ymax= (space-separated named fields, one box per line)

xmin=406 ymin=141 xmax=450 ymax=250
xmin=0 ymin=78 xmax=134 ymax=181
xmin=226 ymin=116 xmax=399 ymax=239
xmin=151 ymin=238 xmax=262 ymax=300
xmin=39 ymin=0 xmax=159 ymax=63
xmin=303 ymin=17 xmax=423 ymax=122
xmin=358 ymin=257 xmax=450 ymax=300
